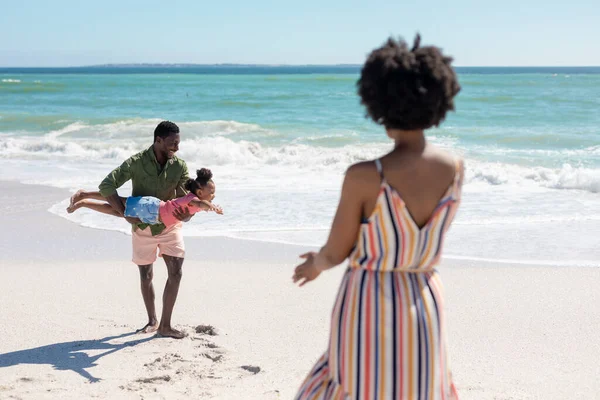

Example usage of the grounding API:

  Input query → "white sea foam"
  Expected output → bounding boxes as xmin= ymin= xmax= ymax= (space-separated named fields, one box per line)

xmin=37 ymin=119 xmax=271 ymax=140
xmin=466 ymin=160 xmax=600 ymax=193
xmin=2 ymin=128 xmax=599 ymax=194
xmin=4 ymin=118 xmax=599 ymax=266
xmin=1 ymin=79 xmax=21 ymax=83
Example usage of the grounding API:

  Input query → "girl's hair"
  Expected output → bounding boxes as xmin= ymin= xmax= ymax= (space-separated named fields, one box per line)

xmin=184 ymin=168 xmax=213 ymax=193
xmin=357 ymin=34 xmax=460 ymax=131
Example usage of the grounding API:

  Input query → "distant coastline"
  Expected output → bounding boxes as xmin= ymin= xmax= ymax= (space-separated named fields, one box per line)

xmin=86 ymin=63 xmax=362 ymax=68
xmin=1 ymin=65 xmax=600 ymax=75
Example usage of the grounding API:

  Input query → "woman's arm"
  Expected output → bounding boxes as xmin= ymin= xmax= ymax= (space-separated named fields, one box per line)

xmin=293 ymin=163 xmax=366 ymax=286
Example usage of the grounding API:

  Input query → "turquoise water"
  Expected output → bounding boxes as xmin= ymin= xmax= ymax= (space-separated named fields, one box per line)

xmin=2 ymin=68 xmax=599 ymax=165
xmin=1 ymin=67 xmax=599 ymax=265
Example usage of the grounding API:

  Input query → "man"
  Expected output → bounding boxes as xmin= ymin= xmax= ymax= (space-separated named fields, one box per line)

xmin=85 ymin=121 xmax=190 ymax=339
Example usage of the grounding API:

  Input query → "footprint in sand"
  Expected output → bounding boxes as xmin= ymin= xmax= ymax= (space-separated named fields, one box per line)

xmin=202 ymin=353 xmax=224 ymax=363
xmin=123 ymin=375 xmax=173 ymax=393
xmin=241 ymin=365 xmax=261 ymax=374
xmin=195 ymin=324 xmax=218 ymax=336
xmin=192 ymin=336 xmax=219 ymax=349
xmin=131 ymin=324 xmax=240 ymax=394
xmin=144 ymin=354 xmax=188 ymax=371
xmin=144 ymin=357 xmax=162 ymax=367
xmin=175 ymin=366 xmax=204 ymax=380
xmin=263 ymin=389 xmax=281 ymax=396
xmin=135 ymin=375 xmax=172 ymax=384
xmin=196 ymin=343 xmax=224 ymax=355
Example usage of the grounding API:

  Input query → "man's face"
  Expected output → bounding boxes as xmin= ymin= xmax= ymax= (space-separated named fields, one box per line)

xmin=156 ymin=133 xmax=180 ymax=159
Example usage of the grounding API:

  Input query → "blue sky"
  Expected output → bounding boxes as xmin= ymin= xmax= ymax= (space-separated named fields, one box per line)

xmin=1 ymin=0 xmax=598 ymax=67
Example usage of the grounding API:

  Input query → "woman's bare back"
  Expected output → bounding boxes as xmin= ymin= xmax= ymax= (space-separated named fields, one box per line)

xmin=356 ymin=145 xmax=459 ymax=228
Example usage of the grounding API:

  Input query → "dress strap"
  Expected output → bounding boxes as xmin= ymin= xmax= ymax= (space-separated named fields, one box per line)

xmin=451 ymin=158 xmax=465 ymax=198
xmin=374 ymin=159 xmax=384 ymax=180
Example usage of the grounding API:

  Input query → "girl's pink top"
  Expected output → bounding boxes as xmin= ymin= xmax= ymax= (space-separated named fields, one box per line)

xmin=159 ymin=193 xmax=203 ymax=227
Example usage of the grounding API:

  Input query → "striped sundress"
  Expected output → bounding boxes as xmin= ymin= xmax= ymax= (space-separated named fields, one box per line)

xmin=295 ymin=158 xmax=463 ymax=400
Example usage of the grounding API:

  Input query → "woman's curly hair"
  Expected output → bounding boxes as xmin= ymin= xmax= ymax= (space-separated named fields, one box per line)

xmin=357 ymin=34 xmax=460 ymax=130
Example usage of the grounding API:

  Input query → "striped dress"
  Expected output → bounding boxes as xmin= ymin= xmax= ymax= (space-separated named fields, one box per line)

xmin=295 ymin=158 xmax=463 ymax=400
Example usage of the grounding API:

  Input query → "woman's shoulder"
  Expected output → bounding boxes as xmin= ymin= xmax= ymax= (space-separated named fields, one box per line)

xmin=424 ymin=148 xmax=465 ymax=192
xmin=345 ymin=160 xmax=381 ymax=183
xmin=347 ymin=160 xmax=378 ymax=173
xmin=425 ymin=144 xmax=461 ymax=162
xmin=424 ymin=146 xmax=464 ymax=174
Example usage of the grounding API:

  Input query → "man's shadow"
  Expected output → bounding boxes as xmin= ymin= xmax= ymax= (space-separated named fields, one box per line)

xmin=0 ymin=332 xmax=154 ymax=382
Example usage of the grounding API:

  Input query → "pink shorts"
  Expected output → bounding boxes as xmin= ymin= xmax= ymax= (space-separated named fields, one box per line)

xmin=131 ymin=223 xmax=185 ymax=265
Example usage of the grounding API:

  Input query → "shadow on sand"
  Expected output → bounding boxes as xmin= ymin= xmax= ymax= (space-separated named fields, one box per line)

xmin=0 ymin=332 xmax=154 ymax=382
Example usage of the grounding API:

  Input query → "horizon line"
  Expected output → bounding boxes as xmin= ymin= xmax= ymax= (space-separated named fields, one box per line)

xmin=1 ymin=64 xmax=600 ymax=69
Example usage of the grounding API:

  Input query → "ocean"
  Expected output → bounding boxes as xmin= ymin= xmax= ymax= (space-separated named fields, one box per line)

xmin=1 ymin=66 xmax=598 ymax=266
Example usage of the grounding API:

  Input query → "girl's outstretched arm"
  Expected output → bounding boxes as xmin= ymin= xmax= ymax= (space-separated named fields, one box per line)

xmin=190 ymin=199 xmax=224 ymax=215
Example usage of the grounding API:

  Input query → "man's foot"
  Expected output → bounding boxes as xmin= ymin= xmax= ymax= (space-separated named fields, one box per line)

xmin=156 ymin=327 xmax=186 ymax=339
xmin=69 ymin=189 xmax=86 ymax=207
xmin=136 ymin=321 xmax=159 ymax=334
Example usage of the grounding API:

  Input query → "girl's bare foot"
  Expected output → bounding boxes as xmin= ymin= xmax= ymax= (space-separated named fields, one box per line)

xmin=69 ymin=189 xmax=86 ymax=207
xmin=66 ymin=201 xmax=82 ymax=213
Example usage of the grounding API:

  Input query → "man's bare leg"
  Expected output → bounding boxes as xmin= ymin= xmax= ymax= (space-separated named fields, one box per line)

xmin=67 ymin=199 xmax=123 ymax=216
xmin=157 ymin=255 xmax=185 ymax=339
xmin=137 ymin=264 xmax=159 ymax=334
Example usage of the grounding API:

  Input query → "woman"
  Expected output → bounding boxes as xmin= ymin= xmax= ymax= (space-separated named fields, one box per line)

xmin=293 ymin=35 xmax=463 ymax=400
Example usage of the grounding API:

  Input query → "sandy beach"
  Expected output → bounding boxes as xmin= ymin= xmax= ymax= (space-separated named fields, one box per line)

xmin=0 ymin=180 xmax=599 ymax=399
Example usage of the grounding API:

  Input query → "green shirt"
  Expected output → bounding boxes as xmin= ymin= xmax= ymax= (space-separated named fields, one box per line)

xmin=99 ymin=145 xmax=189 ymax=235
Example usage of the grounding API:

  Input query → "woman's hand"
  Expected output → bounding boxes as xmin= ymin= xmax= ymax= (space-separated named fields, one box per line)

xmin=292 ymin=252 xmax=326 ymax=287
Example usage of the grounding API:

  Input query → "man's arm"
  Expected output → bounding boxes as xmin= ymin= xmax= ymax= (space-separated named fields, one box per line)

xmin=173 ymin=161 xmax=193 ymax=222
xmin=98 ymin=159 xmax=132 ymax=217
xmin=175 ymin=161 xmax=190 ymax=198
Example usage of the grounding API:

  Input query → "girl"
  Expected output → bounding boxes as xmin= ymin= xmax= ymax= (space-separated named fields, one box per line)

xmin=292 ymin=35 xmax=462 ymax=399
xmin=67 ymin=168 xmax=223 ymax=224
